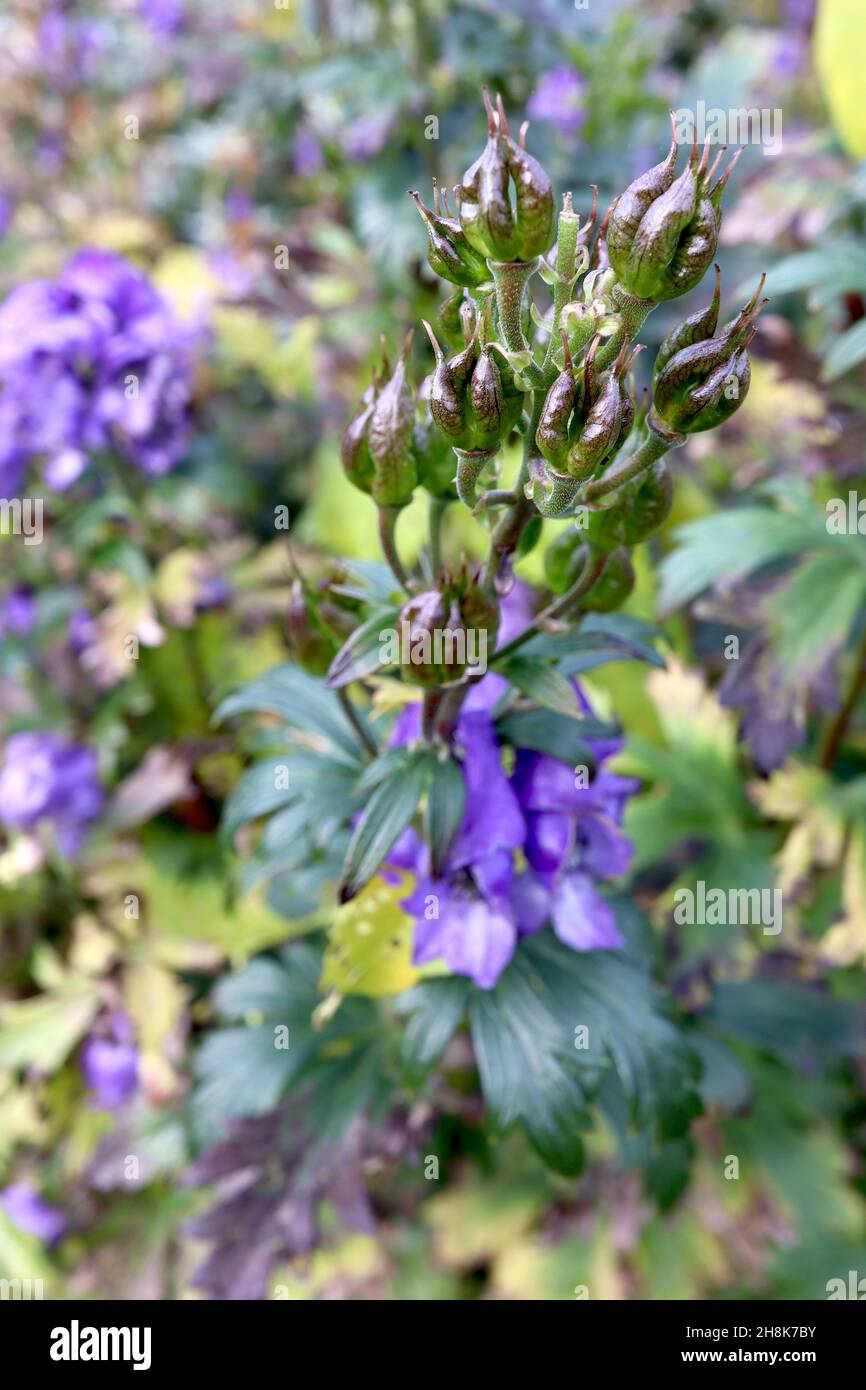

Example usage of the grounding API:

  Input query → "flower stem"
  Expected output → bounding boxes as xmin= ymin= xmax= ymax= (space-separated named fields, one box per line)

xmin=377 ymin=505 xmax=412 ymax=592
xmin=540 ymin=195 xmax=582 ymax=385
xmin=818 ymin=622 xmax=866 ymax=770
xmin=429 ymin=494 xmax=448 ymax=575
xmin=582 ymin=423 xmax=683 ymax=501
xmin=336 ymin=687 xmax=378 ymax=760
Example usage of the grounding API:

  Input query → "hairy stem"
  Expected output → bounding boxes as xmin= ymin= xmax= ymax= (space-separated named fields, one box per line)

xmin=583 ymin=423 xmax=683 ymax=501
xmin=540 ymin=195 xmax=582 ymax=385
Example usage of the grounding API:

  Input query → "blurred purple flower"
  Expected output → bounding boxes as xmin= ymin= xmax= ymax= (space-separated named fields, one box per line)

xmin=0 ymin=194 xmax=12 ymax=240
xmin=68 ymin=606 xmax=97 ymax=656
xmin=527 ymin=65 xmax=587 ymax=139
xmin=387 ymin=585 xmax=638 ymax=988
xmin=0 ymin=731 xmax=103 ymax=856
xmin=342 ymin=114 xmax=393 ymax=162
xmin=81 ymin=1036 xmax=139 ymax=1110
xmin=0 ymin=586 xmax=36 ymax=637
xmin=294 ymin=125 xmax=325 ymax=177
xmin=1 ymin=1183 xmax=67 ymax=1245
xmin=138 ymin=0 xmax=186 ymax=36
xmin=0 ymin=249 xmax=194 ymax=490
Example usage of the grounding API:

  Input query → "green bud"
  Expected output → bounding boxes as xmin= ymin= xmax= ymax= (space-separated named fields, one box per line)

xmin=544 ymin=527 xmax=586 ymax=595
xmin=413 ymin=409 xmax=457 ymax=500
xmin=515 ymin=513 xmax=543 ymax=559
xmin=585 ymin=458 xmax=673 ymax=550
xmin=582 ymin=546 xmax=635 ymax=612
xmin=369 ymin=332 xmax=418 ymax=507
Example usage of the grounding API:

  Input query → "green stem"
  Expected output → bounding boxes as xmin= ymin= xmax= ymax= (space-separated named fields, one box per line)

xmin=336 ymin=687 xmax=377 ymax=760
xmin=489 ymin=258 xmax=544 ymax=388
xmin=595 ymin=283 xmax=655 ymax=372
xmin=377 ymin=505 xmax=412 ymax=592
xmin=429 ymin=494 xmax=448 ymax=575
xmin=422 ymin=689 xmax=443 ymax=741
xmin=540 ymin=195 xmax=582 ymax=384
xmin=481 ymin=394 xmax=543 ymax=593
xmin=492 ymin=548 xmax=608 ymax=664
xmin=818 ymin=621 xmax=866 ymax=770
xmin=583 ymin=423 xmax=683 ymax=502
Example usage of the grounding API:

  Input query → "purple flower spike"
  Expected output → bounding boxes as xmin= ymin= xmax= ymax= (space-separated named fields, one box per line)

xmin=392 ymin=665 xmax=638 ymax=987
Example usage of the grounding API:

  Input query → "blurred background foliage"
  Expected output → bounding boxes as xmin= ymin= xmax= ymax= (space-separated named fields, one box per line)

xmin=0 ymin=0 xmax=865 ymax=1300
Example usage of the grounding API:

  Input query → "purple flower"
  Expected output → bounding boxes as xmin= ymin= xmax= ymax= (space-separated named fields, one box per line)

xmin=527 ymin=66 xmax=587 ymax=139
xmin=294 ymin=125 xmax=325 ymax=178
xmin=0 ymin=586 xmax=36 ymax=637
xmin=341 ymin=114 xmax=393 ymax=162
xmin=0 ymin=731 xmax=103 ymax=856
xmin=386 ymin=588 xmax=638 ymax=989
xmin=81 ymin=1036 xmax=139 ymax=1110
xmin=0 ymin=250 xmax=194 ymax=491
xmin=1 ymin=1183 xmax=67 ymax=1246
xmin=138 ymin=0 xmax=186 ymax=36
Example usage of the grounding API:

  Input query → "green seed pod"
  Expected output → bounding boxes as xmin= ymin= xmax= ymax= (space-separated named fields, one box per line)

xmin=285 ymin=578 xmax=340 ymax=677
xmin=422 ymin=320 xmax=478 ymax=450
xmin=567 ymin=339 xmax=642 ymax=479
xmin=651 ymin=276 xmax=766 ymax=435
xmin=340 ymin=386 xmax=377 ymax=495
xmin=537 ymin=332 xmax=579 ymax=468
xmin=515 ymin=513 xmax=543 ymax=559
xmin=544 ymin=527 xmax=586 ymax=595
xmin=606 ymin=118 xmax=679 ymax=277
xmin=412 ymin=410 xmax=458 ymax=500
xmin=458 ymin=88 xmax=516 ymax=261
xmin=369 ymin=333 xmax=418 ymax=507
xmin=607 ymin=117 xmax=741 ymax=303
xmin=654 ymin=264 xmax=720 ymax=380
xmin=458 ymin=88 xmax=554 ymax=263
xmin=469 ymin=345 xmax=506 ymax=450
xmin=410 ymin=185 xmax=491 ymax=288
xmin=396 ymin=563 xmax=498 ymax=687
xmin=502 ymin=123 xmax=555 ymax=261
xmin=582 ymin=546 xmax=635 ymax=612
